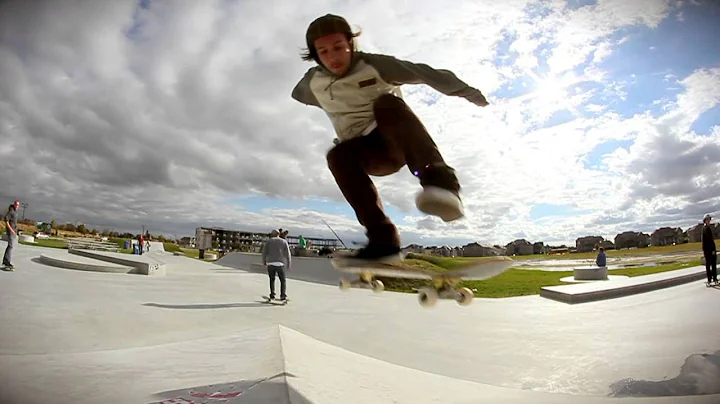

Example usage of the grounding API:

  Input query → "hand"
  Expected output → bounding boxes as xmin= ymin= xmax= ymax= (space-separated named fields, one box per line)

xmin=467 ymin=91 xmax=489 ymax=107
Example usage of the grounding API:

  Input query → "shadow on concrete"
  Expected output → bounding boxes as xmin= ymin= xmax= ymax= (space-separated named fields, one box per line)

xmin=143 ymin=302 xmax=277 ymax=310
xmin=148 ymin=373 xmax=314 ymax=404
xmin=608 ymin=350 xmax=720 ymax=397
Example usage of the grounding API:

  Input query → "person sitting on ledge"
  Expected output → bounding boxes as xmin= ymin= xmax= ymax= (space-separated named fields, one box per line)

xmin=596 ymin=247 xmax=606 ymax=268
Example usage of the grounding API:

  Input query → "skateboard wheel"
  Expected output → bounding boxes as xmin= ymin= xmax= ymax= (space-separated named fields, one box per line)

xmin=371 ymin=279 xmax=384 ymax=293
xmin=418 ymin=288 xmax=438 ymax=308
xmin=457 ymin=287 xmax=474 ymax=306
xmin=339 ymin=279 xmax=352 ymax=291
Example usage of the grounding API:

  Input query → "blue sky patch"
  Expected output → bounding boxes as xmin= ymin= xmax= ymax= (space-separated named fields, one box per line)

xmin=691 ymin=104 xmax=720 ymax=135
xmin=583 ymin=139 xmax=634 ymax=169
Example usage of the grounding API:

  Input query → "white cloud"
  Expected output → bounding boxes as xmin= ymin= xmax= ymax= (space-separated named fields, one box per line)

xmin=0 ymin=0 xmax=716 ymax=248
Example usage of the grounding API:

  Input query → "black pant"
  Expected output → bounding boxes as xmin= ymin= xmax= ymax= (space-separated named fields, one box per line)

xmin=704 ymin=252 xmax=717 ymax=282
xmin=3 ymin=233 xmax=15 ymax=267
xmin=268 ymin=264 xmax=287 ymax=298
xmin=326 ymin=94 xmax=459 ymax=248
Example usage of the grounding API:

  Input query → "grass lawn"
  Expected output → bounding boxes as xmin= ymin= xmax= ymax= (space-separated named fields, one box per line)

xmin=19 ymin=238 xmax=68 ymax=249
xmin=377 ymin=254 xmax=704 ymax=298
xmin=509 ymin=241 xmax=714 ymax=262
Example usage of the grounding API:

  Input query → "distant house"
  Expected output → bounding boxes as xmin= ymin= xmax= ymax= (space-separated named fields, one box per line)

xmin=533 ymin=242 xmax=547 ymax=255
xmin=462 ymin=242 xmax=504 ymax=257
xmin=614 ymin=231 xmax=650 ymax=249
xmin=505 ymin=239 xmax=534 ymax=256
xmin=575 ymin=236 xmax=604 ymax=253
xmin=401 ymin=244 xmax=424 ymax=255
xmin=687 ymin=223 xmax=719 ymax=243
xmin=650 ymin=227 xmax=683 ymax=246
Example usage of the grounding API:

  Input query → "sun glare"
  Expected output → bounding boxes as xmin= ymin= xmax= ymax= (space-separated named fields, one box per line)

xmin=534 ymin=76 xmax=566 ymax=101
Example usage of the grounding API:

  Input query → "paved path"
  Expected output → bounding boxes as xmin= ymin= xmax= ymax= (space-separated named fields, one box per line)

xmin=1 ymin=242 xmax=719 ymax=403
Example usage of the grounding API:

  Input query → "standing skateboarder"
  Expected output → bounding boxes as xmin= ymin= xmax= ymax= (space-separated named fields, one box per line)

xmin=701 ymin=214 xmax=717 ymax=286
xmin=3 ymin=200 xmax=20 ymax=271
xmin=262 ymin=229 xmax=291 ymax=300
xmin=291 ymin=14 xmax=489 ymax=267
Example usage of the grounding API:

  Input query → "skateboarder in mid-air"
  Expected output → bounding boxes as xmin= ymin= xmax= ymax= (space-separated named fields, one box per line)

xmin=291 ymin=14 xmax=490 ymax=267
xmin=261 ymin=229 xmax=291 ymax=301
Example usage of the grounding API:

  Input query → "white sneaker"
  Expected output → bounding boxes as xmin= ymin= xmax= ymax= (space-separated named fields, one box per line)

xmin=415 ymin=186 xmax=464 ymax=222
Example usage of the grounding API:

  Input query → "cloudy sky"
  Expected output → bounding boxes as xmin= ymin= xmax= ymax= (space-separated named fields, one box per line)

xmin=1 ymin=0 xmax=718 ymax=247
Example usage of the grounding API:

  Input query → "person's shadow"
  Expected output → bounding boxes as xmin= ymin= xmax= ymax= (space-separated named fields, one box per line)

xmin=143 ymin=302 xmax=277 ymax=309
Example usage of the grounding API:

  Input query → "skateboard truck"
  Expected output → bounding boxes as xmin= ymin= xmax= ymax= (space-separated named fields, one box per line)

xmin=339 ymin=271 xmax=385 ymax=293
xmin=417 ymin=277 xmax=474 ymax=308
xmin=339 ymin=271 xmax=473 ymax=307
xmin=332 ymin=255 xmax=514 ymax=308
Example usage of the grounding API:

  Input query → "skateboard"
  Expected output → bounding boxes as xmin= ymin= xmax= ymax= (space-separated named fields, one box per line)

xmin=331 ymin=255 xmax=515 ymax=308
xmin=261 ymin=295 xmax=289 ymax=305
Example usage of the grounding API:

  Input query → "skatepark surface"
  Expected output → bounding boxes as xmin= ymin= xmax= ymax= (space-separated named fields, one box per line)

xmin=1 ymin=242 xmax=719 ymax=403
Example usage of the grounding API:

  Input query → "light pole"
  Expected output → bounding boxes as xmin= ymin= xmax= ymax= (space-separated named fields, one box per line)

xmin=20 ymin=202 xmax=28 ymax=219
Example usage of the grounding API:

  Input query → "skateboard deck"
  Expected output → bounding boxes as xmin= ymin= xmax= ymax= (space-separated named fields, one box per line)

xmin=261 ymin=295 xmax=289 ymax=305
xmin=331 ymin=255 xmax=515 ymax=308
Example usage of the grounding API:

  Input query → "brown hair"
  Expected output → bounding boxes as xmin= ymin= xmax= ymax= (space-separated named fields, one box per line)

xmin=300 ymin=14 xmax=362 ymax=64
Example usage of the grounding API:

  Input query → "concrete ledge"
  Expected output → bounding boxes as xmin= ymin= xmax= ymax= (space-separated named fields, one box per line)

xmin=68 ymin=248 xmax=166 ymax=276
xmin=39 ymin=252 xmax=137 ymax=274
xmin=573 ymin=266 xmax=608 ymax=280
xmin=559 ymin=275 xmax=629 ymax=283
xmin=540 ymin=266 xmax=707 ymax=304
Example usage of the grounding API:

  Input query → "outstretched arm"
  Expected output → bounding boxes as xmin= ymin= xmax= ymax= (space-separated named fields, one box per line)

xmin=364 ymin=53 xmax=489 ymax=106
xmin=291 ymin=68 xmax=322 ymax=107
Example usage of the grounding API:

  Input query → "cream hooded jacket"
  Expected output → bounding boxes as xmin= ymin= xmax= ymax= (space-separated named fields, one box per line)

xmin=291 ymin=52 xmax=485 ymax=142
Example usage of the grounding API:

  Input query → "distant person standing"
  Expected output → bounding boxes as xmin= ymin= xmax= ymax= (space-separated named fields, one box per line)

xmin=596 ymin=247 xmax=607 ymax=268
xmin=138 ymin=234 xmax=144 ymax=255
xmin=701 ymin=214 xmax=717 ymax=286
xmin=3 ymin=200 xmax=20 ymax=271
xmin=262 ymin=229 xmax=291 ymax=301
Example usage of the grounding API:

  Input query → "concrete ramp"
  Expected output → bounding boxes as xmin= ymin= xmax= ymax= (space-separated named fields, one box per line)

xmin=0 ymin=326 xmax=288 ymax=404
xmin=279 ymin=327 xmax=719 ymax=404
xmin=6 ymin=322 xmax=715 ymax=404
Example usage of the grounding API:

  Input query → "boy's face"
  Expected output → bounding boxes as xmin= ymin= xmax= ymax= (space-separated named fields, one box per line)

xmin=314 ymin=32 xmax=352 ymax=76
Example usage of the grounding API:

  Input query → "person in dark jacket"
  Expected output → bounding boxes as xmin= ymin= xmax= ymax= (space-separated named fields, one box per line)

xmin=701 ymin=214 xmax=717 ymax=286
xmin=596 ymin=247 xmax=607 ymax=267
